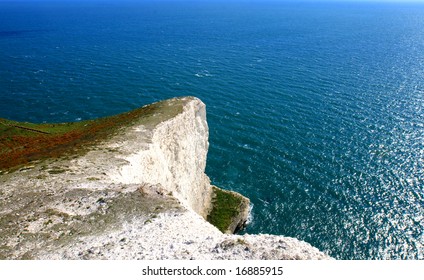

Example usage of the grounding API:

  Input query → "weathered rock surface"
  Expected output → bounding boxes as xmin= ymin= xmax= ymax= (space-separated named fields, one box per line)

xmin=0 ymin=97 xmax=332 ymax=260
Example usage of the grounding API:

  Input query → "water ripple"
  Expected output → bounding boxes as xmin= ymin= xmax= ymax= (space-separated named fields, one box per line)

xmin=1 ymin=1 xmax=424 ymax=259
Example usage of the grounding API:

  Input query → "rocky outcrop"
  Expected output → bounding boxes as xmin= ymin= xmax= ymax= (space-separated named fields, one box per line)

xmin=109 ymin=97 xmax=217 ymax=219
xmin=0 ymin=96 xmax=331 ymax=260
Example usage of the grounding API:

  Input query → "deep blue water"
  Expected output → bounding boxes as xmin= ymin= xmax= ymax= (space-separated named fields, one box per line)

xmin=1 ymin=0 xmax=424 ymax=259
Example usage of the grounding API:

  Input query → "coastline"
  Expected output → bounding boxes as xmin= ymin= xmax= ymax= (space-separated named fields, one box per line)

xmin=0 ymin=96 xmax=331 ymax=260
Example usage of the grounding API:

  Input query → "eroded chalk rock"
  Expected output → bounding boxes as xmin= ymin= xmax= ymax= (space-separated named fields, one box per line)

xmin=0 ymin=97 xmax=331 ymax=260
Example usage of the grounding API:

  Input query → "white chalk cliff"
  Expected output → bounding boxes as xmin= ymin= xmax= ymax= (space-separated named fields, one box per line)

xmin=0 ymin=97 xmax=331 ymax=260
xmin=109 ymin=97 xmax=213 ymax=218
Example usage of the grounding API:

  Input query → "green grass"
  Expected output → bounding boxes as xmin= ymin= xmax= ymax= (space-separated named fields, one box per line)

xmin=0 ymin=97 xmax=188 ymax=171
xmin=207 ymin=186 xmax=244 ymax=233
xmin=0 ymin=118 xmax=88 ymax=135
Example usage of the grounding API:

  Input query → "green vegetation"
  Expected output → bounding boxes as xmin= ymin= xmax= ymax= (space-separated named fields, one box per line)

xmin=0 ymin=97 xmax=187 ymax=171
xmin=207 ymin=186 xmax=243 ymax=233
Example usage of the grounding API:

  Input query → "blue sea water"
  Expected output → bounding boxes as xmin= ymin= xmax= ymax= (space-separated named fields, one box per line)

xmin=1 ymin=0 xmax=424 ymax=259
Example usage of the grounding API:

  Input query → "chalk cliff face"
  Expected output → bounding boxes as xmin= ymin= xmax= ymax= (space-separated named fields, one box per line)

xmin=110 ymin=98 xmax=213 ymax=218
xmin=0 ymin=97 xmax=331 ymax=260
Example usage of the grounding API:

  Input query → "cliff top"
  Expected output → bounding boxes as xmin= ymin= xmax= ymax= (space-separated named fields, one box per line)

xmin=0 ymin=96 xmax=189 ymax=171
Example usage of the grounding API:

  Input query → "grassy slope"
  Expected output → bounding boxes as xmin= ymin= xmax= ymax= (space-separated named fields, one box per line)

xmin=0 ymin=98 xmax=186 ymax=171
xmin=207 ymin=186 xmax=244 ymax=233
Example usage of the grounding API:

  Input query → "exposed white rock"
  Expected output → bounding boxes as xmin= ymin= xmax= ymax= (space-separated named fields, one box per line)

xmin=37 ymin=210 xmax=330 ymax=260
xmin=110 ymin=97 xmax=213 ymax=218
xmin=0 ymin=97 xmax=332 ymax=260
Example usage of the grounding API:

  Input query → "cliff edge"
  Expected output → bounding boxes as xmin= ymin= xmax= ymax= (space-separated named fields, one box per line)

xmin=0 ymin=96 xmax=331 ymax=260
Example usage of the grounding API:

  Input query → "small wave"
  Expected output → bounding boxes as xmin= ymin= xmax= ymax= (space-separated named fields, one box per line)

xmin=258 ymin=198 xmax=269 ymax=205
xmin=242 ymin=144 xmax=253 ymax=150
xmin=194 ymin=70 xmax=213 ymax=78
xmin=245 ymin=203 xmax=254 ymax=226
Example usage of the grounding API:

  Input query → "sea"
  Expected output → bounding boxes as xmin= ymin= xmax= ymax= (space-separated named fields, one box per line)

xmin=0 ymin=0 xmax=423 ymax=260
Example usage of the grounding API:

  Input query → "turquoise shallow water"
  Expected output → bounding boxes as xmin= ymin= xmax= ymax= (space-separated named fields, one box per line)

xmin=1 ymin=1 xmax=424 ymax=259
